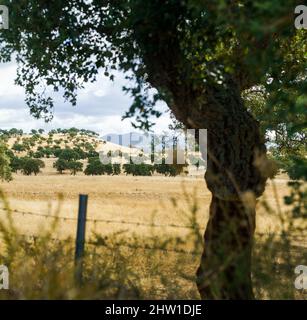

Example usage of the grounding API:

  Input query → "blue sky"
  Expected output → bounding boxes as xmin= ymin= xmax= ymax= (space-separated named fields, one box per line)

xmin=0 ymin=61 xmax=171 ymax=136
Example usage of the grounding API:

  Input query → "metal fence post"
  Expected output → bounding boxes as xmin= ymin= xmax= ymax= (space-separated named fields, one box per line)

xmin=74 ymin=194 xmax=88 ymax=285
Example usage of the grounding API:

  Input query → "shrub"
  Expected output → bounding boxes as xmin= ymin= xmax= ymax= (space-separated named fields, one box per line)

xmin=42 ymin=148 xmax=53 ymax=158
xmin=84 ymin=159 xmax=104 ymax=176
xmin=32 ymin=151 xmax=45 ymax=159
xmin=123 ymin=164 xmax=154 ymax=176
xmin=0 ymin=142 xmax=12 ymax=181
xmin=103 ymin=163 xmax=114 ymax=175
xmin=112 ymin=164 xmax=121 ymax=175
xmin=20 ymin=158 xmax=45 ymax=176
xmin=87 ymin=150 xmax=99 ymax=159
xmin=10 ymin=156 xmax=23 ymax=173
xmin=53 ymin=159 xmax=69 ymax=174
xmin=12 ymin=143 xmax=26 ymax=153
xmin=59 ymin=148 xmax=80 ymax=161
xmin=154 ymin=163 xmax=176 ymax=176
xmin=85 ymin=159 xmax=120 ymax=176
xmin=67 ymin=161 xmax=83 ymax=176
xmin=73 ymin=147 xmax=87 ymax=160
xmin=52 ymin=148 xmax=63 ymax=158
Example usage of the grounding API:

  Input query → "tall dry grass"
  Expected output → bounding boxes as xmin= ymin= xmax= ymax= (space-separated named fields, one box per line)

xmin=0 ymin=184 xmax=306 ymax=300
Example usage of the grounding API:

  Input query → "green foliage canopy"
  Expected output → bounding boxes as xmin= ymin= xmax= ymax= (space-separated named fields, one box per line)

xmin=0 ymin=1 xmax=304 ymax=127
xmin=0 ymin=142 xmax=12 ymax=181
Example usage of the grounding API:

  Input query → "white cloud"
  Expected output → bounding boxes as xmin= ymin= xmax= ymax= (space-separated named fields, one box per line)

xmin=0 ymin=108 xmax=171 ymax=136
xmin=0 ymin=62 xmax=172 ymax=135
xmin=0 ymin=63 xmax=24 ymax=97
xmin=93 ymin=89 xmax=107 ymax=97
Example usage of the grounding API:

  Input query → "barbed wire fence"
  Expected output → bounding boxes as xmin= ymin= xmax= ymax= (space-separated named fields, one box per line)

xmin=0 ymin=203 xmax=306 ymax=245
xmin=0 ymin=194 xmax=205 ymax=284
xmin=0 ymin=207 xmax=196 ymax=229
xmin=0 ymin=194 xmax=306 ymax=283
xmin=0 ymin=207 xmax=305 ymax=236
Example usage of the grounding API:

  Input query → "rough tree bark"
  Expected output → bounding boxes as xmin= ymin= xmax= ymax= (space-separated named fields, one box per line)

xmin=131 ymin=8 xmax=269 ymax=297
xmin=169 ymin=79 xmax=269 ymax=299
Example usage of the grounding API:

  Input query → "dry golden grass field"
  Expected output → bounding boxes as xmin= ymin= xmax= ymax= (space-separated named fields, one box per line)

xmin=0 ymin=161 xmax=306 ymax=300
xmin=0 ymin=160 xmax=297 ymax=240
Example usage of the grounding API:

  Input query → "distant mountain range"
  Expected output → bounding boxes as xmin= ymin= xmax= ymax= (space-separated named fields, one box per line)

xmin=102 ymin=132 xmax=187 ymax=153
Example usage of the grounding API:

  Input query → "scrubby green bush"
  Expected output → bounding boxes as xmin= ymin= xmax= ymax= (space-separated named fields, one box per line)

xmin=123 ymin=163 xmax=154 ymax=176
xmin=9 ymin=156 xmax=23 ymax=173
xmin=20 ymin=158 xmax=45 ymax=176
xmin=54 ymin=158 xmax=83 ymax=176
xmin=72 ymin=147 xmax=87 ymax=160
xmin=59 ymin=148 xmax=80 ymax=161
xmin=52 ymin=148 xmax=63 ymax=158
xmin=53 ymin=158 xmax=69 ymax=174
xmin=12 ymin=143 xmax=26 ymax=153
xmin=87 ymin=150 xmax=99 ymax=159
xmin=85 ymin=159 xmax=121 ymax=176
xmin=67 ymin=161 xmax=83 ymax=176
xmin=32 ymin=150 xmax=45 ymax=159
xmin=154 ymin=163 xmax=177 ymax=177
xmin=84 ymin=158 xmax=105 ymax=176
xmin=0 ymin=143 xmax=12 ymax=181
xmin=112 ymin=164 xmax=121 ymax=175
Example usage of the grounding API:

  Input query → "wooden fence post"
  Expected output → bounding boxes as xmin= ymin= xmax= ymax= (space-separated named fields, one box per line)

xmin=74 ymin=194 xmax=88 ymax=285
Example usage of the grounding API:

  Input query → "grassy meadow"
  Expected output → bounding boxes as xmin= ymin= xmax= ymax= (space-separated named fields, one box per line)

xmin=0 ymin=166 xmax=306 ymax=300
xmin=0 ymin=162 xmax=297 ymax=238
